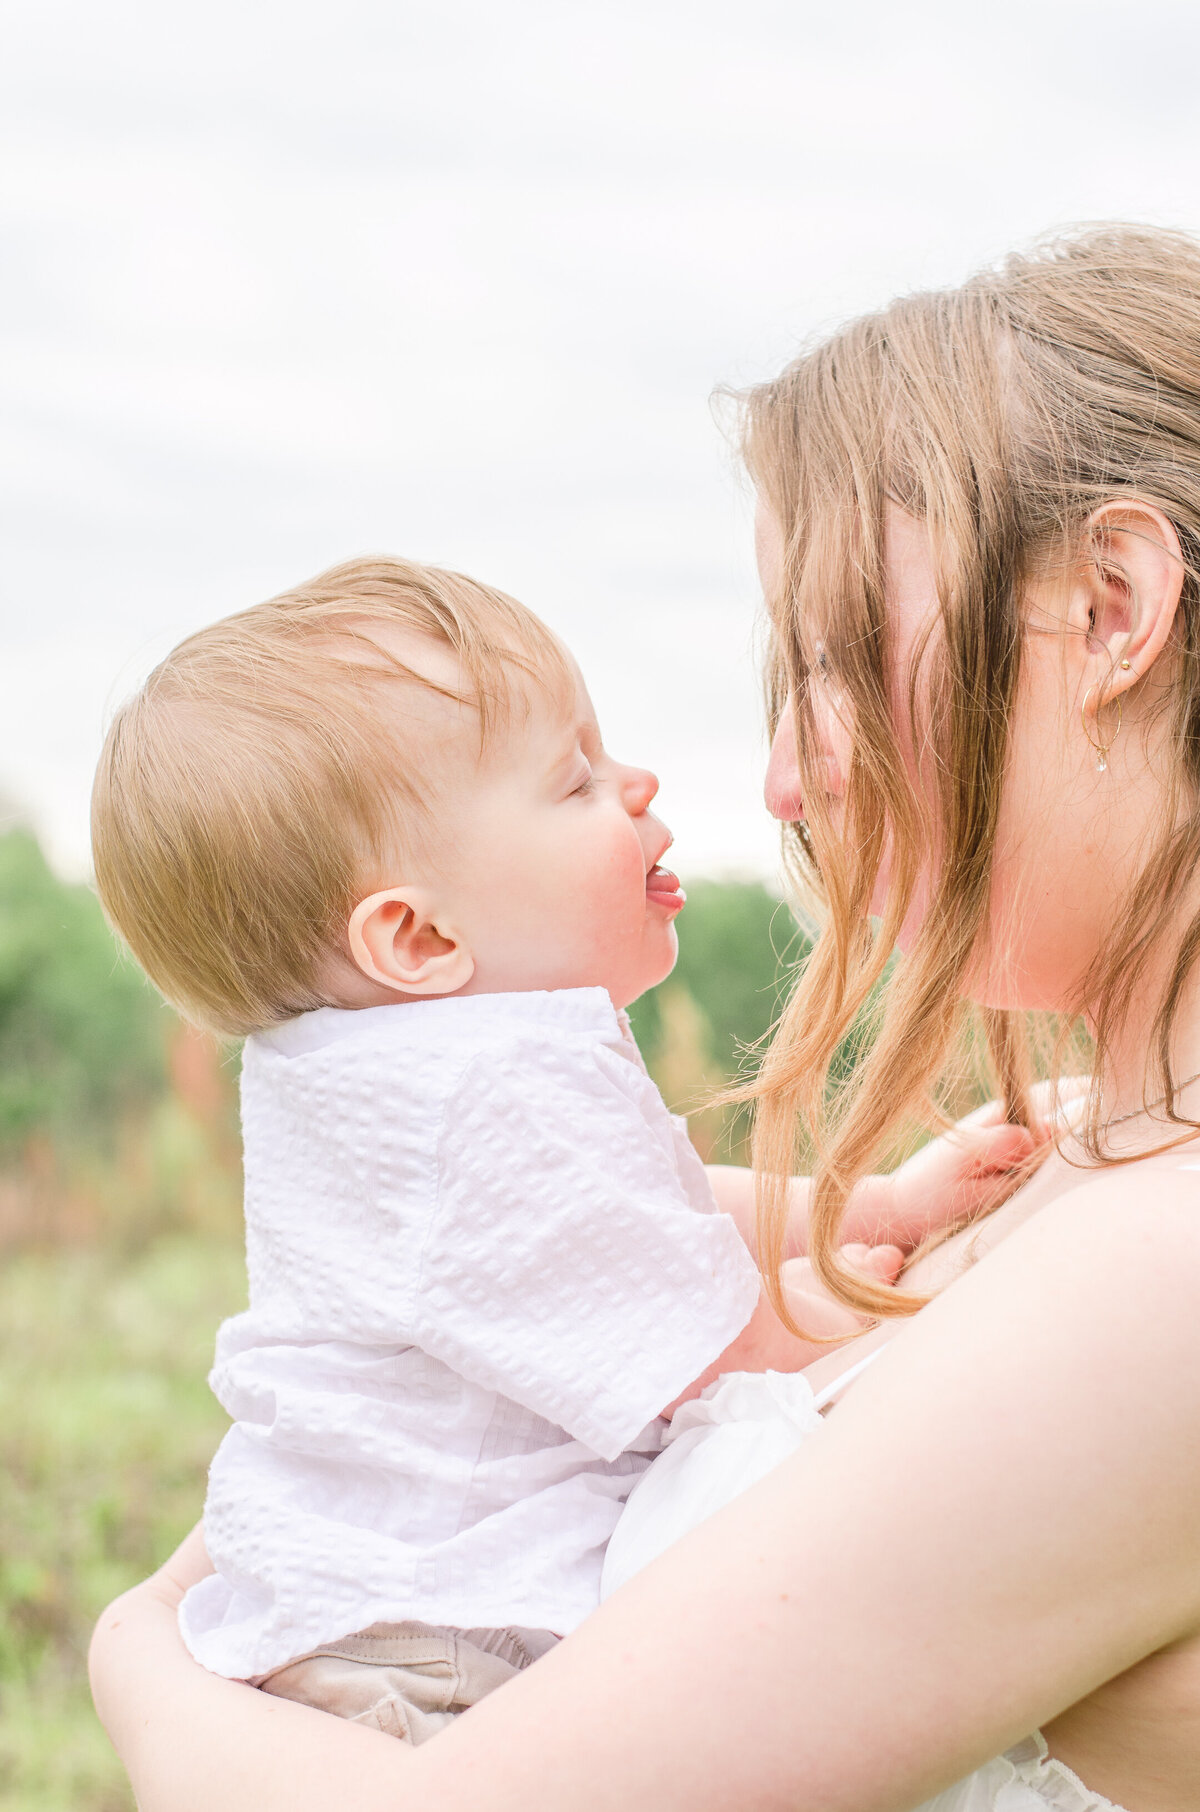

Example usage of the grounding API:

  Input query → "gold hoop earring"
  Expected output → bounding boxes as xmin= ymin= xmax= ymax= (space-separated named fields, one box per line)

xmin=1081 ymin=684 xmax=1124 ymax=772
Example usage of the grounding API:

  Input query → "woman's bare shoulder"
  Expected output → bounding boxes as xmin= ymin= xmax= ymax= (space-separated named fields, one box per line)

xmin=880 ymin=1158 xmax=1200 ymax=1456
xmin=1014 ymin=1154 xmax=1200 ymax=1260
xmin=949 ymin=1159 xmax=1200 ymax=1340
xmin=806 ymin=1154 xmax=1200 ymax=1397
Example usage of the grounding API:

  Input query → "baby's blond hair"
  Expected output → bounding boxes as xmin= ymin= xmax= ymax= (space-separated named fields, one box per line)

xmin=92 ymin=556 xmax=569 ymax=1037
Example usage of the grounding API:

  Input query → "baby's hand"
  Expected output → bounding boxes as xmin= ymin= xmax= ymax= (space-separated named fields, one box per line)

xmin=780 ymin=1242 xmax=904 ymax=1344
xmin=884 ymin=1100 xmax=1048 ymax=1247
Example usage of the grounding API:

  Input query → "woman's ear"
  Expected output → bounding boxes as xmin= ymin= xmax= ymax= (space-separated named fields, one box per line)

xmin=347 ymin=888 xmax=475 ymax=997
xmin=1076 ymin=499 xmax=1185 ymax=706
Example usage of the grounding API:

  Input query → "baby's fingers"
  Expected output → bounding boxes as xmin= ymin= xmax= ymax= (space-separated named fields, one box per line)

xmin=840 ymin=1241 xmax=904 ymax=1284
xmin=969 ymin=1118 xmax=1039 ymax=1169
xmin=778 ymin=1278 xmax=867 ymax=1342
xmin=779 ymin=1250 xmax=900 ymax=1342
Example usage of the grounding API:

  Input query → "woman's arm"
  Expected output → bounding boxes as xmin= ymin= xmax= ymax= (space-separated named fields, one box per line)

xmin=89 ymin=1526 xmax=416 ymax=1807
xmin=92 ymin=1172 xmax=1200 ymax=1812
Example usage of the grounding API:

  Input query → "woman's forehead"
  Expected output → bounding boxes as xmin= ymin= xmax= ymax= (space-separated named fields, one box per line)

xmin=756 ymin=492 xmax=938 ymax=650
xmin=882 ymin=505 xmax=936 ymax=608
xmin=753 ymin=495 xmax=784 ymax=596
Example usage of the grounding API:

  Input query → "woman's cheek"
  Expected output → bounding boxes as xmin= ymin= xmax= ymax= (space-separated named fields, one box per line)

xmin=812 ymin=685 xmax=853 ymax=786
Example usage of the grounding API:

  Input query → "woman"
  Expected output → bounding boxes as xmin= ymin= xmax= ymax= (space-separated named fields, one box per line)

xmin=90 ymin=223 xmax=1200 ymax=1811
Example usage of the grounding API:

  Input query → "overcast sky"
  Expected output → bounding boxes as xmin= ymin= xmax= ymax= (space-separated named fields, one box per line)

xmin=4 ymin=0 xmax=1200 ymax=879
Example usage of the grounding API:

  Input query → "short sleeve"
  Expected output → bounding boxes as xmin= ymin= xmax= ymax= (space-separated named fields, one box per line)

xmin=412 ymin=1034 xmax=761 ymax=1461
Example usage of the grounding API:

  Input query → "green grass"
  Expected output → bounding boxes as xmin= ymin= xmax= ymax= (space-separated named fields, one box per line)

xmin=0 ymin=1234 xmax=245 ymax=1812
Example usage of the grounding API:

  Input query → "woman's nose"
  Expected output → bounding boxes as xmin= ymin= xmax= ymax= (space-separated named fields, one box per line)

xmin=764 ymin=702 xmax=804 ymax=822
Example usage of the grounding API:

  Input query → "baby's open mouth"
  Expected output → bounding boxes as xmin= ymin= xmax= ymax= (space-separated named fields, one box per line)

xmin=645 ymin=864 xmax=686 ymax=912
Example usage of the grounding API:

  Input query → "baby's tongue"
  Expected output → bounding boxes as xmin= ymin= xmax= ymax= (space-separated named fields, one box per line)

xmin=645 ymin=865 xmax=685 ymax=906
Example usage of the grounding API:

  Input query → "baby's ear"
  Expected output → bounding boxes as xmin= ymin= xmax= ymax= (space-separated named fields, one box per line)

xmin=347 ymin=887 xmax=475 ymax=997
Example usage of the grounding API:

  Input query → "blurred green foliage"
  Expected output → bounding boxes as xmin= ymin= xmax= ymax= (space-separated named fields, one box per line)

xmin=0 ymin=1239 xmax=245 ymax=1812
xmin=629 ymin=878 xmax=806 ymax=1072
xmin=629 ymin=878 xmax=807 ymax=1160
xmin=0 ymin=830 xmax=170 ymax=1155
xmin=0 ymin=828 xmax=795 ymax=1810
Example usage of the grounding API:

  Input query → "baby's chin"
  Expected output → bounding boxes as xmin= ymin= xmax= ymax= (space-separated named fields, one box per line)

xmin=610 ymin=928 xmax=680 ymax=1012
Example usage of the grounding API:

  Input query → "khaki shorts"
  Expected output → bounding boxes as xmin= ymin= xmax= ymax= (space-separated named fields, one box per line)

xmin=257 ymin=1621 xmax=559 ymax=1745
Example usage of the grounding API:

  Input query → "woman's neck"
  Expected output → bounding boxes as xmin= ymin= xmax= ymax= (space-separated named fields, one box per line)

xmin=1086 ymin=952 xmax=1200 ymax=1135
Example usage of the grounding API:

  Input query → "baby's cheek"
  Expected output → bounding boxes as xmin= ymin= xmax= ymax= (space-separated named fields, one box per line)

xmin=596 ymin=837 xmax=646 ymax=908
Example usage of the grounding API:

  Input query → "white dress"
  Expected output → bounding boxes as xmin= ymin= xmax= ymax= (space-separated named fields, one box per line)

xmin=602 ymin=1350 xmax=1127 ymax=1812
xmin=916 ymin=1735 xmax=1123 ymax=1810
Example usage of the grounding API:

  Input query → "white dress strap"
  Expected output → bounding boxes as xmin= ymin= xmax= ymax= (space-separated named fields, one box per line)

xmin=810 ymin=1341 xmax=890 ymax=1412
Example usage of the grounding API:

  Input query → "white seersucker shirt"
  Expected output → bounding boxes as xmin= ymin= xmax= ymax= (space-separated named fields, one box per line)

xmin=179 ymin=988 xmax=761 ymax=1680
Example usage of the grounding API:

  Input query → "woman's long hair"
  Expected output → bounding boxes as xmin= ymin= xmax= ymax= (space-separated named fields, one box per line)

xmin=738 ymin=225 xmax=1200 ymax=1328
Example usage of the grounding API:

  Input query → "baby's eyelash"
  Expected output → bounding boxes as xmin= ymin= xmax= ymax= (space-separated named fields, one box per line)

xmin=572 ymin=773 xmax=596 ymax=796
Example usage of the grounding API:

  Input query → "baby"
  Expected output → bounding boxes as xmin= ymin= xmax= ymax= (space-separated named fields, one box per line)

xmin=91 ymin=556 xmax=1016 ymax=1744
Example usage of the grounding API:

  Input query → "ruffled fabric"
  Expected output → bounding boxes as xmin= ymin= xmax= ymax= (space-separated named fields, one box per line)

xmin=916 ymin=1733 xmax=1126 ymax=1811
xmin=602 ymin=1368 xmax=825 ymax=1597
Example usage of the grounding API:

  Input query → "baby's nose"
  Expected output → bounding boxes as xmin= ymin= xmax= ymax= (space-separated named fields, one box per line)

xmin=624 ymin=765 xmax=659 ymax=812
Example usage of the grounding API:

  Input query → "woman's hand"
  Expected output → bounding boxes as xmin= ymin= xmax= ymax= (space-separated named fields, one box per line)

xmin=89 ymin=1525 xmax=411 ymax=1812
xmin=89 ymin=1522 xmax=211 ymax=1752
xmin=140 ymin=1520 xmax=212 ymax=1604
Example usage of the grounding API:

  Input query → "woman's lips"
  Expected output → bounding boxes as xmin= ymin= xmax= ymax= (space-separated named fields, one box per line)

xmin=645 ymin=864 xmax=686 ymax=912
